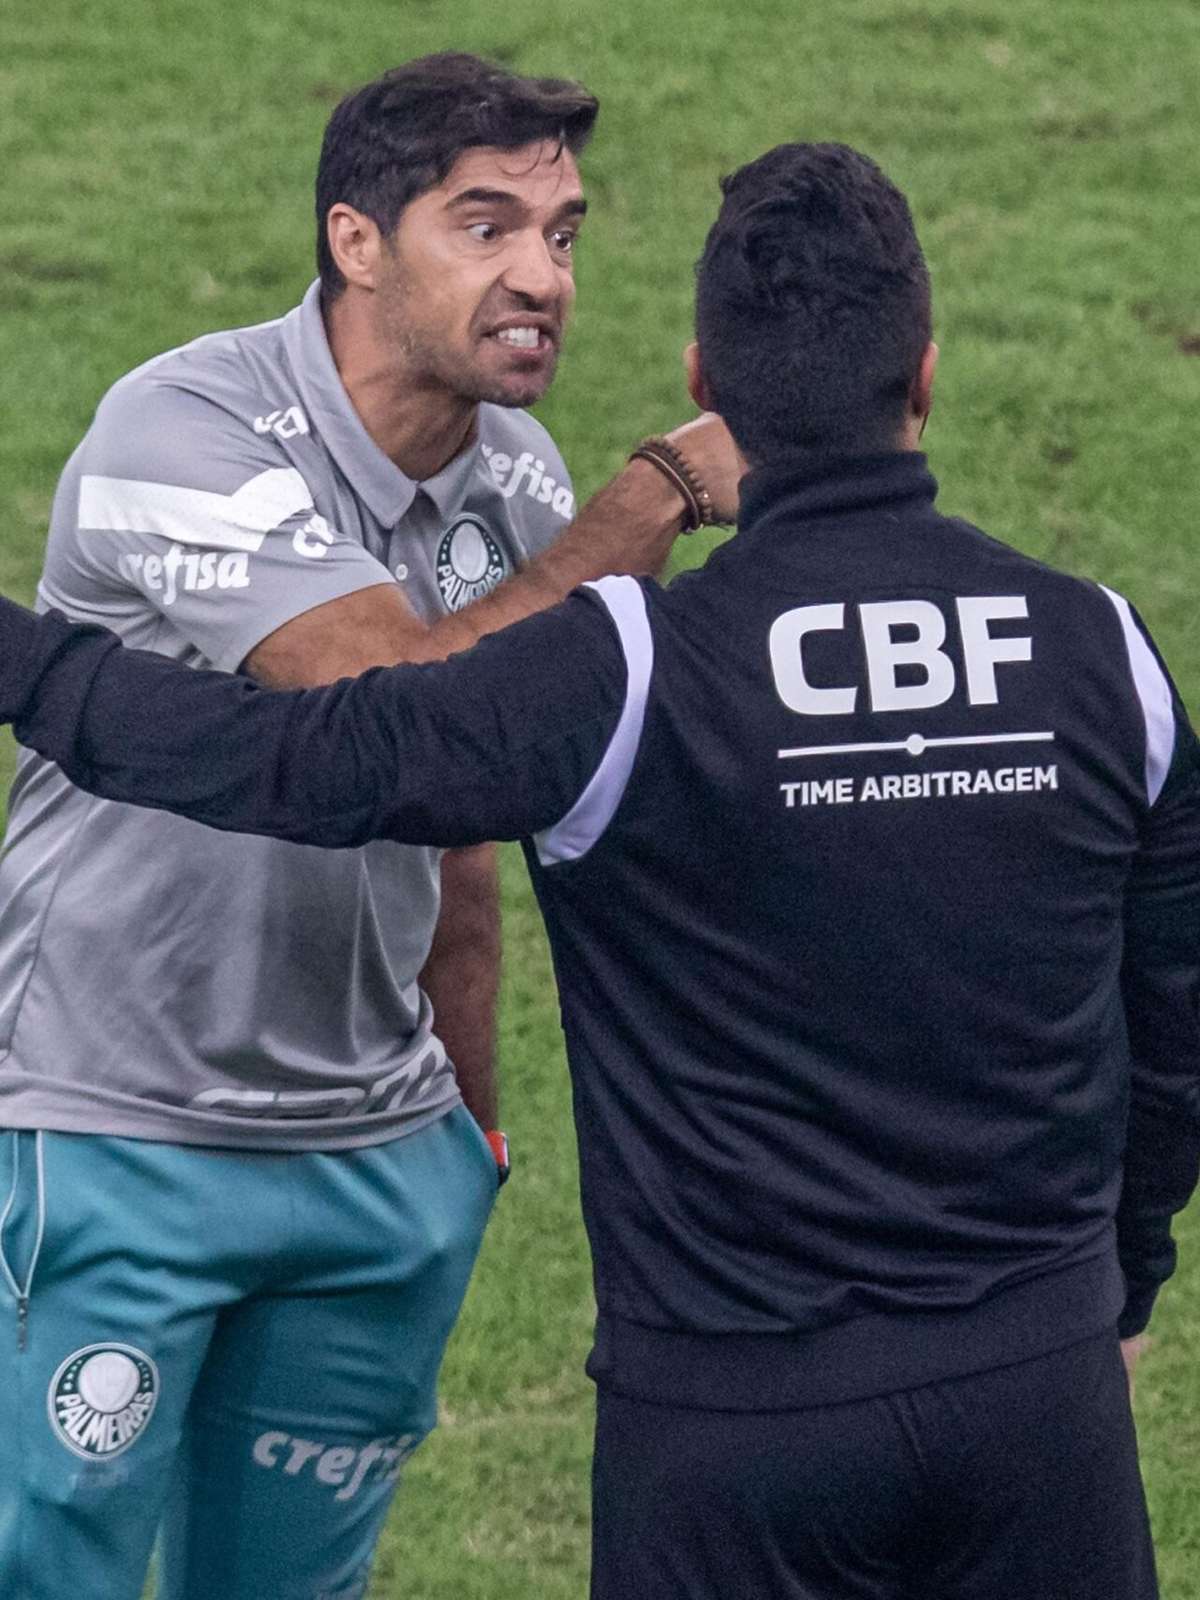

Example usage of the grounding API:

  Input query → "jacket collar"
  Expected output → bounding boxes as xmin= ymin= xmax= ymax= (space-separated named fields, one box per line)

xmin=738 ymin=449 xmax=939 ymax=535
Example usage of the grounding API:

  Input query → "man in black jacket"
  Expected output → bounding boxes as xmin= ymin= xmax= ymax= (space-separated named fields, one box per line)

xmin=1 ymin=143 xmax=1196 ymax=1600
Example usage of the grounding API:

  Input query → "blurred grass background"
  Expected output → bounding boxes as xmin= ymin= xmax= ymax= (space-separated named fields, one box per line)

xmin=1 ymin=0 xmax=1197 ymax=1594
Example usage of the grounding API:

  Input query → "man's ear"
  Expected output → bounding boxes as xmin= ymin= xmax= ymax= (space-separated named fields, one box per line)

xmin=326 ymin=204 xmax=386 ymax=292
xmin=684 ymin=342 xmax=714 ymax=411
xmin=912 ymin=340 xmax=938 ymax=436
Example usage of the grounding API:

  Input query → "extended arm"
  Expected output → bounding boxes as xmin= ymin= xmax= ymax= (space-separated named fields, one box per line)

xmin=0 ymin=584 xmax=627 ymax=852
xmin=244 ymin=417 xmax=741 ymax=683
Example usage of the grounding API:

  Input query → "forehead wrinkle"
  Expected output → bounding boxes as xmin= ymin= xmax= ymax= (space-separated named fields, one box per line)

xmin=444 ymin=142 xmax=584 ymax=207
xmin=442 ymin=188 xmax=587 ymax=229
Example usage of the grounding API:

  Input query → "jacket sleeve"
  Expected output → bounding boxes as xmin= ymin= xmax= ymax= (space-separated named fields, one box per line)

xmin=1116 ymin=693 xmax=1200 ymax=1337
xmin=0 ymin=590 xmax=628 ymax=850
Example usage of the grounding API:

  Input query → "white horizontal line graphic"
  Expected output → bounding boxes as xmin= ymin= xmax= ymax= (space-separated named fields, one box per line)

xmin=778 ymin=731 xmax=1056 ymax=760
xmin=79 ymin=468 xmax=314 ymax=552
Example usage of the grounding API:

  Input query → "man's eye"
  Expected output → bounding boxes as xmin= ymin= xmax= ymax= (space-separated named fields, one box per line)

xmin=467 ymin=222 xmax=500 ymax=242
xmin=550 ymin=230 xmax=578 ymax=255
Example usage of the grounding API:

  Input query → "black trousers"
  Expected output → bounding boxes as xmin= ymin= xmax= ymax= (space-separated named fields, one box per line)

xmin=591 ymin=1330 xmax=1157 ymax=1600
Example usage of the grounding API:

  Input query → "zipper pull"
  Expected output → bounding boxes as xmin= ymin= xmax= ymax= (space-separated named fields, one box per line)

xmin=16 ymin=1295 xmax=28 ymax=1352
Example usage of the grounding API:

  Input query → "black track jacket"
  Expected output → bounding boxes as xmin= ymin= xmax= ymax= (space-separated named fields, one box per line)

xmin=3 ymin=450 xmax=1198 ymax=1410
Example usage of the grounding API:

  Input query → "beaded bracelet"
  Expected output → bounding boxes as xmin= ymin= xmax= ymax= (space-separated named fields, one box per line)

xmin=629 ymin=435 xmax=716 ymax=532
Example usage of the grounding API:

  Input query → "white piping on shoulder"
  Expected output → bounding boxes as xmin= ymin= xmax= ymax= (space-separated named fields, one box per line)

xmin=533 ymin=575 xmax=654 ymax=866
xmin=1101 ymin=586 xmax=1175 ymax=805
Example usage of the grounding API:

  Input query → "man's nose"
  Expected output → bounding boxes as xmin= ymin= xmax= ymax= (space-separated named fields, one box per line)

xmin=500 ymin=230 xmax=562 ymax=303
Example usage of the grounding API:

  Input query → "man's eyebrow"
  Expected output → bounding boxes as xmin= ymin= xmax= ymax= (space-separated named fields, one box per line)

xmin=445 ymin=189 xmax=589 ymax=219
xmin=445 ymin=188 xmax=523 ymax=209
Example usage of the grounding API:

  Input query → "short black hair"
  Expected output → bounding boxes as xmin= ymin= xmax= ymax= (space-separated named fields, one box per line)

xmin=695 ymin=143 xmax=932 ymax=457
xmin=316 ymin=53 xmax=598 ymax=297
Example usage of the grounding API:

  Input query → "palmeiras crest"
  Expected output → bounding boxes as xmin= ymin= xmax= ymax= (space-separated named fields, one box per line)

xmin=48 ymin=1342 xmax=160 ymax=1459
xmin=435 ymin=516 xmax=509 ymax=613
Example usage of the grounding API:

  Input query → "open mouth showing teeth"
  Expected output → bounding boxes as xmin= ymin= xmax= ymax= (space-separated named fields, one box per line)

xmin=495 ymin=327 xmax=542 ymax=350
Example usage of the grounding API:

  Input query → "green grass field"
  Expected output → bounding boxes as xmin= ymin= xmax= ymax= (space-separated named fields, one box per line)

xmin=3 ymin=0 xmax=1198 ymax=1594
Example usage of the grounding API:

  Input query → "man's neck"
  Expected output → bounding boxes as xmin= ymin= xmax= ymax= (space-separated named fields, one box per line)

xmin=323 ymin=295 xmax=477 ymax=482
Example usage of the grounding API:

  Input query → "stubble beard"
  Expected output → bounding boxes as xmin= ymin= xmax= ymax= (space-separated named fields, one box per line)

xmin=377 ymin=264 xmax=561 ymax=410
xmin=419 ymin=323 xmax=561 ymax=410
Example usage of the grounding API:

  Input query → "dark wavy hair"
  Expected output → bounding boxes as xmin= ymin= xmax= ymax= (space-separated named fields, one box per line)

xmin=316 ymin=53 xmax=598 ymax=296
xmin=695 ymin=143 xmax=932 ymax=456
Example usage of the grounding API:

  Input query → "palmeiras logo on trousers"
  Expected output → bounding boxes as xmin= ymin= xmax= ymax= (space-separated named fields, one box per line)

xmin=436 ymin=516 xmax=508 ymax=613
xmin=48 ymin=1343 xmax=160 ymax=1459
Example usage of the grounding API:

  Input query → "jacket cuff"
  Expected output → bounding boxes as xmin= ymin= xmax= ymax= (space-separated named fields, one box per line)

xmin=1117 ymin=1282 xmax=1160 ymax=1340
xmin=0 ymin=596 xmax=56 ymax=723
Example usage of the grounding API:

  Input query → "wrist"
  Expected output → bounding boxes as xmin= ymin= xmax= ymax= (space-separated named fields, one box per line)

xmin=628 ymin=436 xmax=716 ymax=532
xmin=620 ymin=455 xmax=692 ymax=535
xmin=537 ymin=460 xmax=688 ymax=588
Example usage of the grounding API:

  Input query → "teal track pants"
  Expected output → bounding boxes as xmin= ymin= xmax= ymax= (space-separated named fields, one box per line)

xmin=0 ymin=1108 xmax=498 ymax=1600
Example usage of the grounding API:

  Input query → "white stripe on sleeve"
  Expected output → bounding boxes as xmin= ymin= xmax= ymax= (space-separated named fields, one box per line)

xmin=78 ymin=468 xmax=315 ymax=552
xmin=533 ymin=575 xmax=654 ymax=866
xmin=1101 ymin=585 xmax=1176 ymax=805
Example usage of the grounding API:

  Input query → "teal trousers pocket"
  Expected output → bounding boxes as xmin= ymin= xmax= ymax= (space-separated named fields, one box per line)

xmin=0 ymin=1107 xmax=496 ymax=1600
